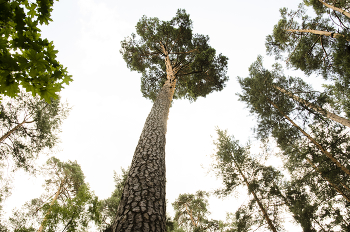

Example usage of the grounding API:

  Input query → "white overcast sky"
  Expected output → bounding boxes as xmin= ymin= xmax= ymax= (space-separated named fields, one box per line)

xmin=3 ymin=0 xmax=322 ymax=230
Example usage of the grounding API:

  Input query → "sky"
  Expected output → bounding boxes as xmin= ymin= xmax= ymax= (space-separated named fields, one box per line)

xmin=2 ymin=0 xmax=321 ymax=230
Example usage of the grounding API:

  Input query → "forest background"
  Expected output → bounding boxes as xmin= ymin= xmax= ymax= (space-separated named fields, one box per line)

xmin=1 ymin=0 xmax=348 ymax=231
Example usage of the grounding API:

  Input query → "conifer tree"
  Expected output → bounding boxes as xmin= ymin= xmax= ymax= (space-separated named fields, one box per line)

xmin=172 ymin=190 xmax=221 ymax=232
xmin=8 ymin=157 xmax=95 ymax=232
xmin=113 ymin=9 xmax=228 ymax=231
xmin=211 ymin=129 xmax=283 ymax=232
xmin=266 ymin=2 xmax=350 ymax=117
xmin=238 ymin=57 xmax=350 ymax=176
xmin=238 ymin=57 xmax=350 ymax=230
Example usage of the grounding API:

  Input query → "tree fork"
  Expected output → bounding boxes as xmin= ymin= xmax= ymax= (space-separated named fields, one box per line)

xmin=267 ymin=97 xmax=350 ymax=176
xmin=185 ymin=203 xmax=197 ymax=227
xmin=37 ymin=176 xmax=66 ymax=232
xmin=273 ymin=85 xmax=350 ymax=128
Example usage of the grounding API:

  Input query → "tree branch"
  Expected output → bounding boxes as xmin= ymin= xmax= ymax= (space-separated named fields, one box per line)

xmin=318 ymin=0 xmax=350 ymax=19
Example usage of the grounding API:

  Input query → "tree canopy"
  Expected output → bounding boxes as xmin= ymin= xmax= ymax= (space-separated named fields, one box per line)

xmin=265 ymin=2 xmax=350 ymax=117
xmin=0 ymin=0 xmax=72 ymax=102
xmin=0 ymin=90 xmax=70 ymax=172
xmin=120 ymin=9 xmax=228 ymax=102
xmin=7 ymin=157 xmax=96 ymax=232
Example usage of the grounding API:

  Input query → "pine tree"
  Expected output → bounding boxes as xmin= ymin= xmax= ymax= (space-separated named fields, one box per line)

xmin=238 ymin=56 xmax=350 ymax=230
xmin=112 ymin=9 xmax=228 ymax=231
xmin=238 ymin=56 xmax=350 ymax=176
xmin=211 ymin=129 xmax=283 ymax=232
xmin=265 ymin=2 xmax=350 ymax=117
xmin=172 ymin=190 xmax=221 ymax=232
xmin=8 ymin=157 xmax=95 ymax=232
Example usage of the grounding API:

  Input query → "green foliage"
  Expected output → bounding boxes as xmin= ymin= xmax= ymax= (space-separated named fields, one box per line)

xmin=0 ymin=92 xmax=69 ymax=171
xmin=120 ymin=9 xmax=229 ymax=102
xmin=7 ymin=157 xmax=95 ymax=232
xmin=238 ymin=56 xmax=337 ymax=151
xmin=0 ymin=0 xmax=72 ymax=103
xmin=0 ymin=162 xmax=11 ymax=232
xmin=223 ymin=207 xmax=254 ymax=232
xmin=166 ymin=217 xmax=186 ymax=232
xmin=280 ymin=120 xmax=350 ymax=231
xmin=0 ymin=91 xmax=70 ymax=172
xmin=211 ymin=129 xmax=285 ymax=231
xmin=95 ymin=168 xmax=129 ymax=231
xmin=172 ymin=190 xmax=221 ymax=232
xmin=265 ymin=2 xmax=350 ymax=117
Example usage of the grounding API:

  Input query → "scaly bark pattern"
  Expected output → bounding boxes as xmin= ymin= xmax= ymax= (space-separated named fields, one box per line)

xmin=112 ymin=55 xmax=176 ymax=231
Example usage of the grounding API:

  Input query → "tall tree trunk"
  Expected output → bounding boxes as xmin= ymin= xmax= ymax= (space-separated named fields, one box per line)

xmin=37 ymin=177 xmax=65 ymax=232
xmin=285 ymin=29 xmax=349 ymax=41
xmin=318 ymin=0 xmax=350 ymax=19
xmin=273 ymin=85 xmax=350 ymax=128
xmin=267 ymin=97 xmax=350 ymax=176
xmin=305 ymin=158 xmax=350 ymax=203
xmin=233 ymin=160 xmax=278 ymax=232
xmin=112 ymin=48 xmax=176 ymax=232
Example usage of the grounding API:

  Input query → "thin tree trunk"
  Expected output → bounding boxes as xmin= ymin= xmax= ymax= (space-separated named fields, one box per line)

xmin=233 ymin=160 xmax=278 ymax=232
xmin=285 ymin=29 xmax=350 ymax=41
xmin=273 ymin=85 xmax=350 ymax=128
xmin=0 ymin=120 xmax=32 ymax=143
xmin=313 ymin=218 xmax=326 ymax=232
xmin=305 ymin=158 xmax=350 ymax=203
xmin=318 ymin=0 xmax=350 ymax=19
xmin=278 ymin=191 xmax=319 ymax=231
xmin=37 ymin=177 xmax=65 ymax=232
xmin=267 ymin=97 xmax=350 ymax=176
xmin=112 ymin=46 xmax=176 ymax=232
xmin=185 ymin=203 xmax=197 ymax=227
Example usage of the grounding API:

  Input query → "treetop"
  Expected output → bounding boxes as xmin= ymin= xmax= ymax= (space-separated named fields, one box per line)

xmin=120 ymin=9 xmax=228 ymax=102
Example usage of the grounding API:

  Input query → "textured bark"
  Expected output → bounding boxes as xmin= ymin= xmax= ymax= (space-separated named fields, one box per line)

xmin=273 ymin=85 xmax=350 ymax=128
xmin=267 ymin=97 xmax=350 ymax=176
xmin=318 ymin=0 xmax=350 ymax=19
xmin=285 ymin=29 xmax=349 ymax=41
xmin=112 ymin=47 xmax=176 ymax=231
xmin=306 ymin=158 xmax=350 ymax=203
xmin=233 ymin=159 xmax=278 ymax=232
